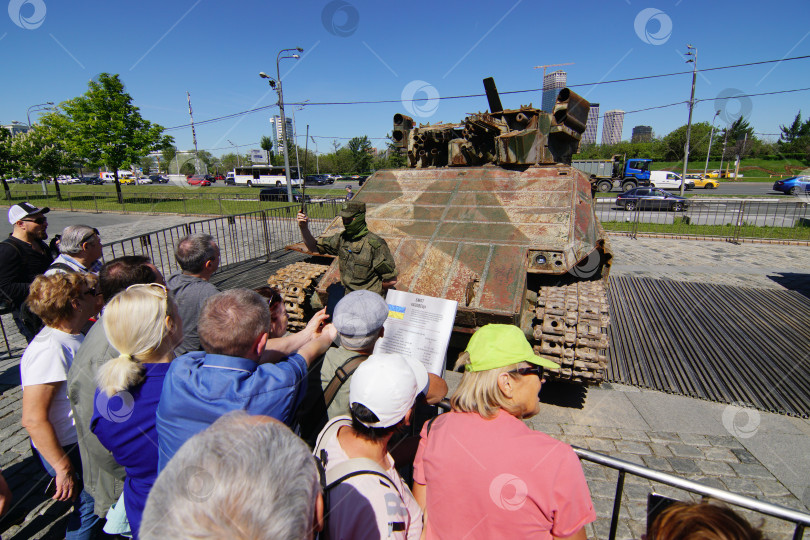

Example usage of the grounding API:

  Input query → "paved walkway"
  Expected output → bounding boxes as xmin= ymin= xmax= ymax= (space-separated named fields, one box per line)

xmin=0 ymin=226 xmax=808 ymax=538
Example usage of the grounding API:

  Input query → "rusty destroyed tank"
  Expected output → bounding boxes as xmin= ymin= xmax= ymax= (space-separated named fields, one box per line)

xmin=274 ymin=78 xmax=612 ymax=383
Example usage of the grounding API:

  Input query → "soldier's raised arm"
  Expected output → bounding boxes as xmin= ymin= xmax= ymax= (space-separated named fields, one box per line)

xmin=296 ymin=212 xmax=319 ymax=253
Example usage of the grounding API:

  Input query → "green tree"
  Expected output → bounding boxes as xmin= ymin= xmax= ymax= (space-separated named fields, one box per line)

xmin=347 ymin=136 xmax=373 ymax=173
xmin=0 ymin=129 xmax=14 ymax=199
xmin=660 ymin=122 xmax=713 ymax=162
xmin=778 ymin=111 xmax=810 ymax=159
xmin=11 ymin=123 xmax=75 ymax=200
xmin=721 ymin=116 xmax=754 ymax=144
xmin=58 ymin=73 xmax=173 ymax=203
xmin=260 ymin=135 xmax=274 ymax=157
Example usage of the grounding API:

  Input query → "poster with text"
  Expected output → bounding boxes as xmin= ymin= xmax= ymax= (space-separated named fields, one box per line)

xmin=373 ymin=290 xmax=458 ymax=376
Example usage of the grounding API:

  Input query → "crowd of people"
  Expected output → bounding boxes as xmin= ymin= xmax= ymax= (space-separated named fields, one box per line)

xmin=1 ymin=201 xmax=774 ymax=539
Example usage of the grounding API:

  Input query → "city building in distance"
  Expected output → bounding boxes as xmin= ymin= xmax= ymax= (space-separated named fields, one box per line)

xmin=542 ymin=70 xmax=567 ymax=113
xmin=631 ymin=125 xmax=654 ymax=143
xmin=582 ymin=103 xmax=600 ymax=145
xmin=269 ymin=115 xmax=294 ymax=151
xmin=602 ymin=110 xmax=625 ymax=145
xmin=2 ymin=123 xmax=30 ymax=137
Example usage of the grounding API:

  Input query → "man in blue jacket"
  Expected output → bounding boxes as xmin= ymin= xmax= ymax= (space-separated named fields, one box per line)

xmin=156 ymin=288 xmax=335 ymax=472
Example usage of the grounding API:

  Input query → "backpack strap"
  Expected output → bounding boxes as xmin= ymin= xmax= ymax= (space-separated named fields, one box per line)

xmin=322 ymin=354 xmax=368 ymax=410
xmin=314 ymin=416 xmax=394 ymax=489
xmin=48 ymin=262 xmax=76 ymax=273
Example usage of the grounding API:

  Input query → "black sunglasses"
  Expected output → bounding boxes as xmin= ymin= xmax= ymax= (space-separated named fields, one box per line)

xmin=79 ymin=228 xmax=100 ymax=246
xmin=510 ymin=366 xmax=544 ymax=379
xmin=22 ymin=216 xmax=47 ymax=225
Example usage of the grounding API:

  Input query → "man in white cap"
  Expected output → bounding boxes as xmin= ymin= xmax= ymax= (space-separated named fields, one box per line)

xmin=314 ymin=352 xmax=426 ymax=540
xmin=0 ymin=202 xmax=53 ymax=340
xmin=321 ymin=290 xmax=447 ymax=420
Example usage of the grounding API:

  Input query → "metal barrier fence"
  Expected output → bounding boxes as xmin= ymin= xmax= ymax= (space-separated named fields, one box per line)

xmin=597 ymin=198 xmax=810 ymax=243
xmin=100 ymin=203 xmax=339 ymax=278
xmin=4 ymin=187 xmax=339 ymax=217
xmin=575 ymin=447 xmax=810 ymax=540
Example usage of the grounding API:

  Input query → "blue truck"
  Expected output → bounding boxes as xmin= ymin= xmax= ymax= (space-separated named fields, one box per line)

xmin=573 ymin=155 xmax=652 ymax=193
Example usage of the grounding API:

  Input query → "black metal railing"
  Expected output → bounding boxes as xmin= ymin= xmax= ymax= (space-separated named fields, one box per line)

xmin=101 ymin=204 xmax=339 ymax=278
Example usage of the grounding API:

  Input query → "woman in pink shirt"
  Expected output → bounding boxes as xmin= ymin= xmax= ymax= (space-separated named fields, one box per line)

xmin=412 ymin=324 xmax=596 ymax=540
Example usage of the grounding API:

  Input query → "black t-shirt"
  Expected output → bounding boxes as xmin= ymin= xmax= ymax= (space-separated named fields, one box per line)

xmin=0 ymin=235 xmax=54 ymax=308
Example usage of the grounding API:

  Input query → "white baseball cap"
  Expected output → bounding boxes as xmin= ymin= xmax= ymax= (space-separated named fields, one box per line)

xmin=8 ymin=202 xmax=50 ymax=225
xmin=349 ymin=353 xmax=429 ymax=428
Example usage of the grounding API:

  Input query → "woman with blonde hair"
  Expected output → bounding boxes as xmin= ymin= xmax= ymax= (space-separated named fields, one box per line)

xmin=20 ymin=272 xmax=103 ymax=539
xmin=91 ymin=283 xmax=182 ymax=539
xmin=412 ymin=324 xmax=596 ymax=540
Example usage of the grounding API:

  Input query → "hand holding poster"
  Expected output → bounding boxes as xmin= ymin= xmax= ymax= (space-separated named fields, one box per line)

xmin=373 ymin=290 xmax=458 ymax=376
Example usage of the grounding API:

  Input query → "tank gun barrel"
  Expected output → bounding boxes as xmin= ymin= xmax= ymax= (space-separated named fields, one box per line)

xmin=483 ymin=77 xmax=504 ymax=115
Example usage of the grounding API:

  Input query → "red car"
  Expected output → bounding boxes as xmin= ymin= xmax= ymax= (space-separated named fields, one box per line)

xmin=187 ymin=175 xmax=212 ymax=186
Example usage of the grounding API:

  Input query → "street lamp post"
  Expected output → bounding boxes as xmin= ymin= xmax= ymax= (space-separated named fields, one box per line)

xmin=227 ymin=139 xmax=241 ymax=167
xmin=310 ymin=136 xmax=319 ymax=174
xmin=680 ymin=45 xmax=697 ymax=196
xmin=260 ymin=47 xmax=303 ymax=203
xmin=290 ymin=102 xmax=309 ymax=182
xmin=703 ymin=110 xmax=721 ymax=177
xmin=27 ymin=101 xmax=54 ymax=127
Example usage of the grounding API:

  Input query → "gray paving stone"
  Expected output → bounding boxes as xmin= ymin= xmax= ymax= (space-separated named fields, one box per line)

xmin=530 ymin=422 xmax=563 ymax=436
xmin=732 ymin=447 xmax=760 ymax=464
xmin=590 ymin=426 xmax=622 ymax=440
xmin=754 ymin=478 xmax=793 ymax=498
xmin=591 ymin=496 xmax=616 ymax=519
xmin=701 ymin=446 xmax=740 ymax=463
xmin=622 ymin=500 xmax=648 ymax=520
xmin=562 ymin=424 xmax=593 ymax=437
xmin=731 ymin=462 xmax=776 ymax=480
xmin=586 ymin=438 xmax=617 ymax=454
xmin=615 ymin=440 xmax=652 ymax=455
xmin=691 ymin=476 xmax=727 ymax=491
xmin=668 ymin=443 xmax=704 ymax=459
xmin=696 ymin=460 xmax=736 ymax=476
xmin=704 ymin=434 xmax=745 ymax=449
xmin=668 ymin=457 xmax=700 ymax=475
xmin=642 ymin=455 xmax=674 ymax=473
xmin=619 ymin=429 xmax=650 ymax=442
xmin=679 ymin=433 xmax=711 ymax=446
xmin=647 ymin=431 xmax=681 ymax=444
xmin=561 ymin=435 xmax=589 ymax=449
xmin=722 ymin=477 xmax=763 ymax=495
xmin=648 ymin=442 xmax=672 ymax=457
xmin=622 ymin=483 xmax=653 ymax=503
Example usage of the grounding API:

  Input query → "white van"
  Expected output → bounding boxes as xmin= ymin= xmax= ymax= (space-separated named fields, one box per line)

xmin=650 ymin=171 xmax=692 ymax=190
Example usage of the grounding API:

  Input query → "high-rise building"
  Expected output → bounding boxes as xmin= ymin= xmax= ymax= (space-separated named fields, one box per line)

xmin=2 ymin=123 xmax=30 ymax=137
xmin=631 ymin=125 xmax=654 ymax=143
xmin=582 ymin=103 xmax=600 ymax=145
xmin=601 ymin=110 xmax=625 ymax=145
xmin=542 ymin=70 xmax=567 ymax=113
xmin=269 ymin=115 xmax=294 ymax=151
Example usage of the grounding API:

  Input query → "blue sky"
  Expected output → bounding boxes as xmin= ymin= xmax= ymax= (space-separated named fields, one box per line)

xmin=2 ymin=0 xmax=809 ymax=157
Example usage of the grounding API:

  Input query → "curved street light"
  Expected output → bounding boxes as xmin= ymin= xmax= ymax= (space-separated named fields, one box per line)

xmin=260 ymin=46 xmax=303 ymax=202
xmin=27 ymin=101 xmax=54 ymax=127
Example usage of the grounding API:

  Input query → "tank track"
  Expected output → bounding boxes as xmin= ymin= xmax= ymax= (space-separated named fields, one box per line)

xmin=531 ymin=281 xmax=610 ymax=383
xmin=267 ymin=262 xmax=330 ymax=331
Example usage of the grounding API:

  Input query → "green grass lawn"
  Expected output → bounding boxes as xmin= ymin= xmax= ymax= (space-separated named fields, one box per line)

xmin=654 ymin=158 xmax=809 ymax=179
xmin=602 ymin=217 xmax=810 ymax=241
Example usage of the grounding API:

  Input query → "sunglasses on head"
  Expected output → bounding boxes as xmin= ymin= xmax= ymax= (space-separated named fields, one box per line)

xmin=79 ymin=228 xmax=100 ymax=246
xmin=21 ymin=216 xmax=47 ymax=225
xmin=510 ymin=365 xmax=544 ymax=379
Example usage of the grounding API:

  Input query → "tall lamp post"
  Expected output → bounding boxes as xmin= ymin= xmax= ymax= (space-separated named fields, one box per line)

xmin=680 ymin=44 xmax=697 ymax=196
xmin=27 ymin=102 xmax=54 ymax=127
xmin=310 ymin=135 xmax=319 ymax=174
xmin=260 ymin=46 xmax=303 ymax=203
xmin=290 ymin=101 xmax=309 ymax=182
xmin=227 ymin=139 xmax=241 ymax=167
xmin=703 ymin=110 xmax=721 ymax=177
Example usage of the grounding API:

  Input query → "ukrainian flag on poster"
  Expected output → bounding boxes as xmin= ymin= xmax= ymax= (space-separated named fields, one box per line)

xmin=388 ymin=304 xmax=405 ymax=319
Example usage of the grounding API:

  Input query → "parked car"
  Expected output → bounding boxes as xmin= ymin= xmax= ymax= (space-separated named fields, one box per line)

xmin=211 ymin=174 xmax=225 ymax=181
xmin=326 ymin=174 xmax=342 ymax=183
xmin=258 ymin=187 xmax=310 ymax=202
xmin=13 ymin=177 xmax=35 ymax=184
xmin=772 ymin=175 xmax=810 ymax=195
xmin=80 ymin=175 xmax=104 ymax=185
xmin=305 ymin=174 xmax=329 ymax=185
xmin=649 ymin=171 xmax=694 ymax=190
xmin=149 ymin=174 xmax=169 ymax=183
xmin=616 ymin=187 xmax=690 ymax=212
xmin=685 ymin=173 xmax=718 ymax=189
xmin=187 ymin=175 xmax=212 ymax=186
xmin=136 ymin=177 xmax=153 ymax=185
xmin=225 ymin=172 xmax=235 ymax=185
xmin=56 ymin=175 xmax=79 ymax=184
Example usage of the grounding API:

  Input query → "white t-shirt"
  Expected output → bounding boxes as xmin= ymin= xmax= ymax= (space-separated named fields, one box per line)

xmin=20 ymin=326 xmax=84 ymax=447
xmin=321 ymin=423 xmax=423 ymax=540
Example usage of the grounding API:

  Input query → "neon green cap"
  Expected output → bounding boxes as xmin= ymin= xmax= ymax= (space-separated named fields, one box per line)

xmin=465 ymin=324 xmax=560 ymax=372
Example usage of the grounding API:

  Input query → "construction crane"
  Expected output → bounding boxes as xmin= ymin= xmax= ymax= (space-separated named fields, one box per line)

xmin=533 ymin=62 xmax=574 ymax=79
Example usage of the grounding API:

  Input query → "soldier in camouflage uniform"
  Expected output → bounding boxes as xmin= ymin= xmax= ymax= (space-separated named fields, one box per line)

xmin=297 ymin=201 xmax=398 ymax=295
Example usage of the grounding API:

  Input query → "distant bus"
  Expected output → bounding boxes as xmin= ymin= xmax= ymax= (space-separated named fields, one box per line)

xmin=232 ymin=166 xmax=301 ymax=187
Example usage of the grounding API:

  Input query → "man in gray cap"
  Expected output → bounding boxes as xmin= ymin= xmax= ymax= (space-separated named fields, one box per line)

xmin=297 ymin=200 xmax=397 ymax=296
xmin=321 ymin=290 xmax=447 ymax=419
xmin=0 ymin=202 xmax=53 ymax=340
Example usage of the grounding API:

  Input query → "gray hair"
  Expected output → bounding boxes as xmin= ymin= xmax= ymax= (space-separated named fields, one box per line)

xmin=59 ymin=225 xmax=98 ymax=255
xmin=140 ymin=411 xmax=320 ymax=540
xmin=175 ymin=233 xmax=218 ymax=273
xmin=339 ymin=330 xmax=382 ymax=351
xmin=199 ymin=289 xmax=271 ymax=357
